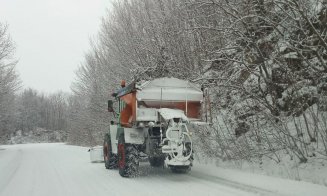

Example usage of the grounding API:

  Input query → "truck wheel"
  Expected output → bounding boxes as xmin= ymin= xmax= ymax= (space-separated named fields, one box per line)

xmin=149 ymin=157 xmax=165 ymax=167
xmin=118 ymin=134 xmax=139 ymax=177
xmin=170 ymin=166 xmax=191 ymax=173
xmin=103 ymin=133 xmax=117 ymax=169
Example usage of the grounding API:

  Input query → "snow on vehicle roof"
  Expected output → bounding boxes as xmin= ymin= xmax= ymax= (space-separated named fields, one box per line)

xmin=138 ymin=77 xmax=201 ymax=90
xmin=158 ymin=108 xmax=188 ymax=121
xmin=136 ymin=77 xmax=203 ymax=102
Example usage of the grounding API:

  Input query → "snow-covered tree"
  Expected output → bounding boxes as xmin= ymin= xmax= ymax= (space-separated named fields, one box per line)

xmin=70 ymin=0 xmax=327 ymax=162
xmin=0 ymin=23 xmax=20 ymax=143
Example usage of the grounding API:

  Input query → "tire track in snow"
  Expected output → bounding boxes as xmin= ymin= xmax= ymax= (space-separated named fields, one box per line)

xmin=0 ymin=148 xmax=23 ymax=195
xmin=135 ymin=165 xmax=262 ymax=196
xmin=189 ymin=170 xmax=282 ymax=196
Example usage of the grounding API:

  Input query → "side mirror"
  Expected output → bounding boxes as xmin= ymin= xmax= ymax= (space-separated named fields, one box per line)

xmin=108 ymin=100 xmax=114 ymax=112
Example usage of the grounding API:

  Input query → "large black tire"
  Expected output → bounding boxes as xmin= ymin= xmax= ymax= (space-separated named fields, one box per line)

xmin=118 ymin=134 xmax=139 ymax=177
xmin=170 ymin=143 xmax=193 ymax=173
xmin=149 ymin=156 xmax=165 ymax=167
xmin=170 ymin=165 xmax=191 ymax=173
xmin=103 ymin=133 xmax=117 ymax=169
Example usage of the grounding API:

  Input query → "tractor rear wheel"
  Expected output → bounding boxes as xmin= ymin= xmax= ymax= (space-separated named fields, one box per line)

xmin=149 ymin=156 xmax=165 ymax=167
xmin=103 ymin=133 xmax=117 ymax=169
xmin=170 ymin=165 xmax=191 ymax=173
xmin=118 ymin=134 xmax=139 ymax=177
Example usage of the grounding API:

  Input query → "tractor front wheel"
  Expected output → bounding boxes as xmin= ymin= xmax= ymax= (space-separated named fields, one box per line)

xmin=103 ymin=133 xmax=117 ymax=169
xmin=118 ymin=134 xmax=139 ymax=177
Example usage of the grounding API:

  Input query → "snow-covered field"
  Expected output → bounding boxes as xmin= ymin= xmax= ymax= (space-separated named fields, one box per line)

xmin=0 ymin=143 xmax=326 ymax=196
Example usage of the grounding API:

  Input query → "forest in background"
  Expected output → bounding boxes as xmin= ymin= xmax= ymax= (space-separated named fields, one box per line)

xmin=1 ymin=0 xmax=327 ymax=168
xmin=0 ymin=23 xmax=68 ymax=143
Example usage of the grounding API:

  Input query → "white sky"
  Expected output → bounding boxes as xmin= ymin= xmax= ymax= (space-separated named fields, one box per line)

xmin=0 ymin=0 xmax=109 ymax=93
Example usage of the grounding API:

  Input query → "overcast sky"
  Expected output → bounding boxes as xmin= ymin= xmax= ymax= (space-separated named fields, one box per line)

xmin=0 ymin=0 xmax=109 ymax=93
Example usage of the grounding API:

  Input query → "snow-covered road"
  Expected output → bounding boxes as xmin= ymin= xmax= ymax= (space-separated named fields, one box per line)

xmin=0 ymin=143 xmax=326 ymax=196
